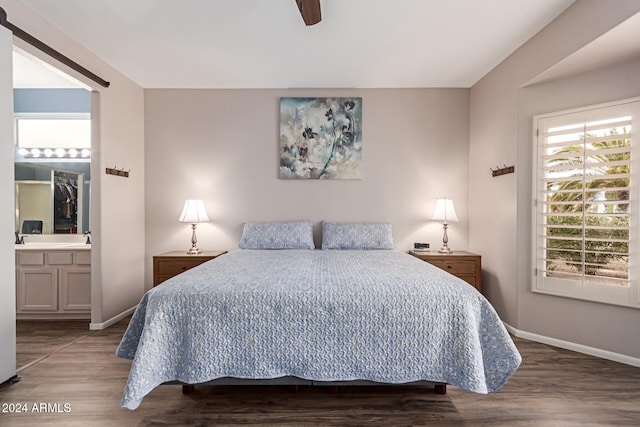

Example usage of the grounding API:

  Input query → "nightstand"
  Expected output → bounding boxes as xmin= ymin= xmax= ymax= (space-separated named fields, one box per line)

xmin=409 ymin=250 xmax=482 ymax=292
xmin=153 ymin=251 xmax=227 ymax=286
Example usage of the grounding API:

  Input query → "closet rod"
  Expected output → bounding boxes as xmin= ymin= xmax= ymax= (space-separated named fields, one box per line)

xmin=0 ymin=7 xmax=110 ymax=88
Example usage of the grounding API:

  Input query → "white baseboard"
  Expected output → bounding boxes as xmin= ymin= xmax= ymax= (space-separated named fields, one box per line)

xmin=89 ymin=306 xmax=136 ymax=331
xmin=504 ymin=322 xmax=640 ymax=368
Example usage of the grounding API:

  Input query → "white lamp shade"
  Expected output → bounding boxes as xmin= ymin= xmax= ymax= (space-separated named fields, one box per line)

xmin=178 ymin=199 xmax=210 ymax=223
xmin=431 ymin=198 xmax=459 ymax=222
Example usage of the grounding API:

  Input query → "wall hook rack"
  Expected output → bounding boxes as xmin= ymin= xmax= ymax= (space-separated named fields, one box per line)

xmin=490 ymin=164 xmax=515 ymax=177
xmin=106 ymin=166 xmax=130 ymax=178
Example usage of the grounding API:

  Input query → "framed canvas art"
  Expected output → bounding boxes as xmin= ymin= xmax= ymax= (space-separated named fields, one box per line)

xmin=280 ymin=97 xmax=362 ymax=179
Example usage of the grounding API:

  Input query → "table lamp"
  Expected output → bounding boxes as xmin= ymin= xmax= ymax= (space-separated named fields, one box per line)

xmin=431 ymin=198 xmax=459 ymax=254
xmin=178 ymin=199 xmax=209 ymax=254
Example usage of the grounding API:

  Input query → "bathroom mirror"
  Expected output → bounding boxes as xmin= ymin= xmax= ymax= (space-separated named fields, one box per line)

xmin=15 ymin=162 xmax=90 ymax=235
xmin=13 ymin=112 xmax=91 ymax=236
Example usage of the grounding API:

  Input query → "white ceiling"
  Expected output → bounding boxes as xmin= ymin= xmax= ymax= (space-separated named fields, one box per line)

xmin=14 ymin=0 xmax=577 ymax=89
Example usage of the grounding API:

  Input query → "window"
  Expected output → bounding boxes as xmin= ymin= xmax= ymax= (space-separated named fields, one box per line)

xmin=533 ymin=99 xmax=640 ymax=308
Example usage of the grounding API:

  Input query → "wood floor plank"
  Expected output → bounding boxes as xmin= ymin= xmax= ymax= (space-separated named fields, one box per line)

xmin=1 ymin=319 xmax=639 ymax=426
xmin=15 ymin=320 xmax=91 ymax=371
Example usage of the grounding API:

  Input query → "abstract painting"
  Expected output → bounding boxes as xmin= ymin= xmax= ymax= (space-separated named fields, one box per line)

xmin=280 ymin=97 xmax=362 ymax=179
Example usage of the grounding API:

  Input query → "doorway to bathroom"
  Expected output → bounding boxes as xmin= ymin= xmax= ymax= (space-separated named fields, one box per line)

xmin=12 ymin=48 xmax=93 ymax=330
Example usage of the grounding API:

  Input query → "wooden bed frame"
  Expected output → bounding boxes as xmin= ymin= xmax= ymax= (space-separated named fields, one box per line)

xmin=179 ymin=378 xmax=447 ymax=395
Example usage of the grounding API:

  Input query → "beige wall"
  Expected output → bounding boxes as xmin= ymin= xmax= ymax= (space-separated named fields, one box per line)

xmin=144 ymin=88 xmax=470 ymax=287
xmin=2 ymin=0 xmax=146 ymax=326
xmin=470 ymin=0 xmax=640 ymax=360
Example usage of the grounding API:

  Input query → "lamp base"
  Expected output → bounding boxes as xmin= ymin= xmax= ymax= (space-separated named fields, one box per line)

xmin=186 ymin=223 xmax=203 ymax=254
xmin=439 ymin=222 xmax=453 ymax=254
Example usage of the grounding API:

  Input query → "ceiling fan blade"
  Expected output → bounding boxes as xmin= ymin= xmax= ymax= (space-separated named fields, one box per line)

xmin=296 ymin=0 xmax=321 ymax=26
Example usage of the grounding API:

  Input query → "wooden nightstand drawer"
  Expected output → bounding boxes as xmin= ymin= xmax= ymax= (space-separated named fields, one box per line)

xmin=427 ymin=260 xmax=476 ymax=275
xmin=153 ymin=251 xmax=227 ymax=286
xmin=409 ymin=250 xmax=482 ymax=292
xmin=157 ymin=260 xmax=209 ymax=276
xmin=457 ymin=275 xmax=477 ymax=287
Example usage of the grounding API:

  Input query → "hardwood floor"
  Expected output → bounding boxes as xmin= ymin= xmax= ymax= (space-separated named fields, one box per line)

xmin=15 ymin=320 xmax=92 ymax=372
xmin=1 ymin=318 xmax=640 ymax=426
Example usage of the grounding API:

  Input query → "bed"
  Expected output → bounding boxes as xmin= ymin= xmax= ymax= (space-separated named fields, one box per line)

xmin=117 ymin=221 xmax=521 ymax=410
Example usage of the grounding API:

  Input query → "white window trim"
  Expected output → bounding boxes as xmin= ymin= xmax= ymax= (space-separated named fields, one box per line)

xmin=532 ymin=97 xmax=640 ymax=309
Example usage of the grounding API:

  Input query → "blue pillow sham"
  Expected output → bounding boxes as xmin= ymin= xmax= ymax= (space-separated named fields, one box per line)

xmin=321 ymin=221 xmax=394 ymax=250
xmin=239 ymin=220 xmax=315 ymax=250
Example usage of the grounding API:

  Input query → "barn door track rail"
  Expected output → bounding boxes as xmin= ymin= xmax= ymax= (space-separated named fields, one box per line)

xmin=0 ymin=7 xmax=110 ymax=88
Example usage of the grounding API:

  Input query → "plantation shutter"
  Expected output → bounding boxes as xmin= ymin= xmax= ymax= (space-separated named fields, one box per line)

xmin=533 ymin=100 xmax=640 ymax=308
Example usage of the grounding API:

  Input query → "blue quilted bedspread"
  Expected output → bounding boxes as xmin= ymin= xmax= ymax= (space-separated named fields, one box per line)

xmin=117 ymin=250 xmax=521 ymax=409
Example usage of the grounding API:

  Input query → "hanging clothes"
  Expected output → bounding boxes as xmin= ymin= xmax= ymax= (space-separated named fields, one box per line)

xmin=54 ymin=176 xmax=78 ymax=233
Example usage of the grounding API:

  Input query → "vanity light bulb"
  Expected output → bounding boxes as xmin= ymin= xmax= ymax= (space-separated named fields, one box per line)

xmin=30 ymin=148 xmax=41 ymax=157
xmin=68 ymin=149 xmax=78 ymax=158
xmin=18 ymin=148 xmax=28 ymax=156
xmin=81 ymin=149 xmax=90 ymax=158
xmin=55 ymin=148 xmax=65 ymax=157
xmin=43 ymin=148 xmax=54 ymax=157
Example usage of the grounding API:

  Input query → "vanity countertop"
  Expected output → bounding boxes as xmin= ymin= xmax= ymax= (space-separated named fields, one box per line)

xmin=15 ymin=242 xmax=91 ymax=251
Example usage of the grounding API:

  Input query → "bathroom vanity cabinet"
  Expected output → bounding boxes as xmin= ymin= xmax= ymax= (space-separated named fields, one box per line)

xmin=15 ymin=248 xmax=91 ymax=319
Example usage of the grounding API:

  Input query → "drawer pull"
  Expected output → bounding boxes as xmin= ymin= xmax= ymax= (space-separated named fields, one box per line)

xmin=447 ymin=265 xmax=453 ymax=269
